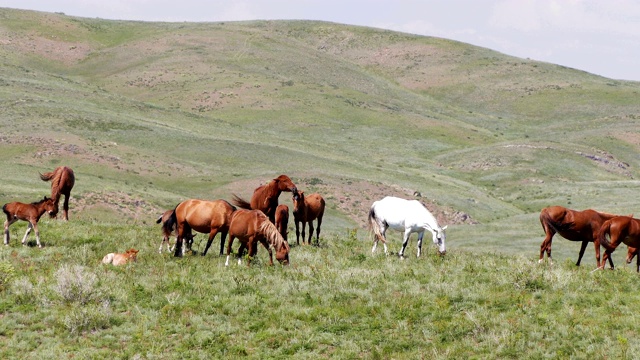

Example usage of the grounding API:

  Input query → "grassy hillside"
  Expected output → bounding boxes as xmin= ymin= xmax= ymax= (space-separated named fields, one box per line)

xmin=1 ymin=8 xmax=640 ymax=357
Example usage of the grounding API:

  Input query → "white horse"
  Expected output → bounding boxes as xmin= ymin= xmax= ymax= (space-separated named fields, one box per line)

xmin=368 ymin=196 xmax=447 ymax=257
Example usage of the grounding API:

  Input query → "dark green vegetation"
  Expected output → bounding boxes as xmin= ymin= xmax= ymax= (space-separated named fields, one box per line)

xmin=1 ymin=8 xmax=639 ymax=358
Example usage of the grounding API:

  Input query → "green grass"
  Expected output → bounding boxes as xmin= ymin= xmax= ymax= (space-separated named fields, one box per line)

xmin=0 ymin=220 xmax=638 ymax=359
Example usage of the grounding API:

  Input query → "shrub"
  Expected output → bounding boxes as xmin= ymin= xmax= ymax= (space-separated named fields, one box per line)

xmin=61 ymin=300 xmax=113 ymax=334
xmin=53 ymin=265 xmax=99 ymax=305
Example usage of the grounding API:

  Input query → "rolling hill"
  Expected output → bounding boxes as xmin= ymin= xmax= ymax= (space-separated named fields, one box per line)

xmin=1 ymin=7 xmax=640 ymax=260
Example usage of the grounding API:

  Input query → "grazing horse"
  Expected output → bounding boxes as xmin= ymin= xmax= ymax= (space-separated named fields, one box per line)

xmin=102 ymin=248 xmax=139 ymax=266
xmin=225 ymin=209 xmax=290 ymax=267
xmin=539 ymin=206 xmax=618 ymax=268
xmin=368 ymin=196 xmax=447 ymax=258
xmin=40 ymin=166 xmax=75 ymax=221
xmin=231 ymin=174 xmax=299 ymax=224
xmin=3 ymin=196 xmax=57 ymax=248
xmin=166 ymin=199 xmax=236 ymax=257
xmin=599 ymin=216 xmax=640 ymax=271
xmin=292 ymin=191 xmax=325 ymax=245
xmin=275 ymin=204 xmax=289 ymax=241
xmin=156 ymin=209 xmax=195 ymax=253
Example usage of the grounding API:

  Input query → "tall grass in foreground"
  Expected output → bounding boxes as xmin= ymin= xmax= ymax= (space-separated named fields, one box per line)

xmin=0 ymin=221 xmax=638 ymax=359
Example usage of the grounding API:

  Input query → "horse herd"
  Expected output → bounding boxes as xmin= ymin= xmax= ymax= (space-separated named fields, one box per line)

xmin=3 ymin=166 xmax=639 ymax=271
xmin=539 ymin=206 xmax=640 ymax=272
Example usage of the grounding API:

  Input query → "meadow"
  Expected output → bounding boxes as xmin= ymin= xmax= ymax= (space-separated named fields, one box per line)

xmin=1 ymin=7 xmax=640 ymax=359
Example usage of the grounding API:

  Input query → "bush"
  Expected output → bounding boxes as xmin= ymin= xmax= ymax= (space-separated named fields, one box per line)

xmin=53 ymin=265 xmax=99 ymax=305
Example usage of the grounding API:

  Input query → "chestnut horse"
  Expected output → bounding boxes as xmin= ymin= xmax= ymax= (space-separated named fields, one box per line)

xmin=231 ymin=174 xmax=298 ymax=224
xmin=3 ymin=196 xmax=57 ymax=248
xmin=292 ymin=191 xmax=325 ymax=245
xmin=539 ymin=206 xmax=618 ymax=268
xmin=156 ymin=209 xmax=195 ymax=253
xmin=599 ymin=216 xmax=640 ymax=271
xmin=102 ymin=248 xmax=139 ymax=266
xmin=225 ymin=209 xmax=290 ymax=267
xmin=40 ymin=166 xmax=75 ymax=221
xmin=166 ymin=199 xmax=236 ymax=257
xmin=275 ymin=204 xmax=289 ymax=241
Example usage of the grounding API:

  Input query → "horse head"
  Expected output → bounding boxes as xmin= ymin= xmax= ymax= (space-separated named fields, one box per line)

xmin=292 ymin=190 xmax=305 ymax=213
xmin=431 ymin=225 xmax=447 ymax=255
xmin=274 ymin=175 xmax=298 ymax=199
xmin=43 ymin=196 xmax=58 ymax=218
xmin=275 ymin=241 xmax=290 ymax=265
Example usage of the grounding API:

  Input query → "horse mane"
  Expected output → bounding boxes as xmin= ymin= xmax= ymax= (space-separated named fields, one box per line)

xmin=31 ymin=196 xmax=50 ymax=205
xmin=259 ymin=220 xmax=287 ymax=250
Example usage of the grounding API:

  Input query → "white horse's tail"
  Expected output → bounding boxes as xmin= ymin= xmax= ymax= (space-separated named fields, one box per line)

xmin=368 ymin=205 xmax=384 ymax=241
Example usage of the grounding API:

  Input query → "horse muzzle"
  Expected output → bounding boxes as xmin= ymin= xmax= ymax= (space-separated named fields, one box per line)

xmin=438 ymin=250 xmax=447 ymax=256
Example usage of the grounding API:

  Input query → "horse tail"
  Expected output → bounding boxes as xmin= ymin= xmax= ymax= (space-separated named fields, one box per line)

xmin=162 ymin=207 xmax=178 ymax=238
xmin=368 ymin=204 xmax=384 ymax=240
xmin=598 ymin=219 xmax=614 ymax=250
xmin=40 ymin=168 xmax=61 ymax=201
xmin=39 ymin=171 xmax=55 ymax=182
xmin=259 ymin=220 xmax=286 ymax=250
xmin=231 ymin=194 xmax=252 ymax=210
xmin=2 ymin=203 xmax=8 ymax=217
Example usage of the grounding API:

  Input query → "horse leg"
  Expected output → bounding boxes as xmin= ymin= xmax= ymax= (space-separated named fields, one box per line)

xmin=218 ymin=231 xmax=227 ymax=256
xmin=62 ymin=193 xmax=70 ymax=221
xmin=21 ymin=222 xmax=33 ymax=246
xmin=202 ymin=228 xmax=219 ymax=256
xmin=259 ymin=238 xmax=273 ymax=266
xmin=539 ymin=230 xmax=555 ymax=264
xmin=417 ymin=232 xmax=424 ymax=258
xmin=576 ymin=240 xmax=589 ymax=266
xmin=32 ymin=222 xmax=43 ymax=248
xmin=294 ymin=219 xmax=301 ymax=245
xmin=159 ymin=234 xmax=168 ymax=253
xmin=225 ymin=235 xmax=236 ymax=266
xmin=237 ymin=243 xmax=247 ymax=265
xmin=4 ymin=219 xmax=15 ymax=246
xmin=399 ymin=229 xmax=412 ymax=258
xmin=301 ymin=221 xmax=307 ymax=245
xmin=315 ymin=215 xmax=323 ymax=245
xmin=307 ymin=221 xmax=314 ymax=245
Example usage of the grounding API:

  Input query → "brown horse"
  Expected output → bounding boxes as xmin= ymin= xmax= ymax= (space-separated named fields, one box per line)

xmin=231 ymin=174 xmax=298 ymax=223
xmin=40 ymin=166 xmax=75 ymax=221
xmin=102 ymin=248 xmax=139 ymax=266
xmin=292 ymin=191 xmax=325 ymax=245
xmin=166 ymin=199 xmax=236 ymax=257
xmin=156 ymin=209 xmax=195 ymax=253
xmin=3 ymin=196 xmax=57 ymax=248
xmin=539 ymin=206 xmax=618 ymax=268
xmin=225 ymin=209 xmax=290 ymax=267
xmin=275 ymin=204 xmax=289 ymax=241
xmin=599 ymin=216 xmax=640 ymax=271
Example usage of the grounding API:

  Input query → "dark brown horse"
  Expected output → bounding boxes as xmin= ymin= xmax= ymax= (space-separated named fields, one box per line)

xmin=225 ymin=209 xmax=290 ymax=267
xmin=3 ymin=196 xmax=57 ymax=248
xmin=292 ymin=191 xmax=325 ymax=245
xmin=275 ymin=204 xmax=289 ymax=242
xmin=40 ymin=166 xmax=75 ymax=221
xmin=231 ymin=174 xmax=298 ymax=224
xmin=539 ymin=206 xmax=618 ymax=268
xmin=166 ymin=199 xmax=236 ymax=257
xmin=599 ymin=216 xmax=640 ymax=271
xmin=156 ymin=209 xmax=195 ymax=253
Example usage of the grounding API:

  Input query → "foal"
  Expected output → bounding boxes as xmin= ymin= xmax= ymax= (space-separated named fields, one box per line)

xmin=102 ymin=248 xmax=139 ymax=266
xmin=3 ymin=196 xmax=57 ymax=248
xmin=292 ymin=191 xmax=325 ymax=245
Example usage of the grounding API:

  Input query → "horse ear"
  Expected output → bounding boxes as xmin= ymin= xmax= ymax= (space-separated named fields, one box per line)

xmin=442 ymin=225 xmax=448 ymax=230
